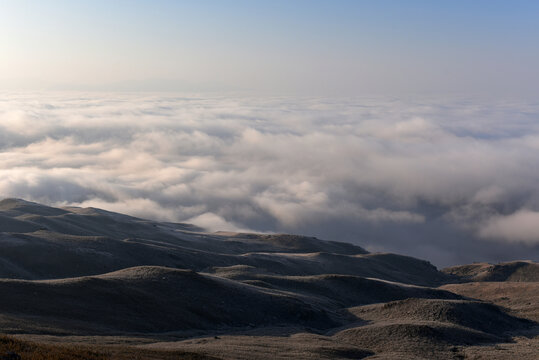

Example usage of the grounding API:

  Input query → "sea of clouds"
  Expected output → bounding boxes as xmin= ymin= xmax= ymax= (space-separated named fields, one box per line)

xmin=1 ymin=92 xmax=538 ymax=266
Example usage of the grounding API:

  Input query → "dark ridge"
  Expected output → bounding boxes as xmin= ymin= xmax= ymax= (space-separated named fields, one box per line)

xmin=0 ymin=266 xmax=338 ymax=334
xmin=0 ymin=199 xmax=450 ymax=286
xmin=210 ymin=270 xmax=460 ymax=308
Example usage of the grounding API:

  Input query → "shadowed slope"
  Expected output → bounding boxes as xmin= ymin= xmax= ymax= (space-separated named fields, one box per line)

xmin=0 ymin=198 xmax=448 ymax=286
xmin=235 ymin=252 xmax=448 ymax=286
xmin=0 ymin=266 xmax=336 ymax=334
xmin=211 ymin=268 xmax=460 ymax=308
xmin=215 ymin=232 xmax=367 ymax=255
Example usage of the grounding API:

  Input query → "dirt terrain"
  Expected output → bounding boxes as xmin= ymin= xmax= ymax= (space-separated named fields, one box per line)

xmin=0 ymin=198 xmax=537 ymax=359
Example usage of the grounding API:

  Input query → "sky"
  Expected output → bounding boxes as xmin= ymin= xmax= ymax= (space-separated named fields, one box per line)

xmin=0 ymin=1 xmax=539 ymax=267
xmin=1 ymin=0 xmax=538 ymax=95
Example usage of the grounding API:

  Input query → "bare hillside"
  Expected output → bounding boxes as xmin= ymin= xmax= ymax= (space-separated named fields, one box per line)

xmin=0 ymin=198 xmax=446 ymax=286
xmin=0 ymin=198 xmax=537 ymax=360
xmin=443 ymin=261 xmax=539 ymax=282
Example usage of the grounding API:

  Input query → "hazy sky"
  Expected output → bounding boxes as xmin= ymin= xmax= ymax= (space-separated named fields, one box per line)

xmin=1 ymin=0 xmax=538 ymax=95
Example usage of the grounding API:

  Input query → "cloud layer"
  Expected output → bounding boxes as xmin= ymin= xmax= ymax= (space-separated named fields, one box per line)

xmin=1 ymin=93 xmax=538 ymax=266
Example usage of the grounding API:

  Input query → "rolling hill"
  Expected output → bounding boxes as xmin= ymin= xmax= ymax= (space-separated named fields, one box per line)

xmin=0 ymin=198 xmax=537 ymax=360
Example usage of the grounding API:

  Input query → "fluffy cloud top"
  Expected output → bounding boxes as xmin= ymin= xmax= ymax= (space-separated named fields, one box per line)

xmin=479 ymin=210 xmax=539 ymax=244
xmin=1 ymin=93 xmax=538 ymax=266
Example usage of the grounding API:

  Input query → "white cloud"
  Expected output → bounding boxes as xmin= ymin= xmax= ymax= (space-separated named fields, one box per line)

xmin=185 ymin=212 xmax=251 ymax=233
xmin=1 ymin=93 xmax=538 ymax=265
xmin=479 ymin=210 xmax=539 ymax=244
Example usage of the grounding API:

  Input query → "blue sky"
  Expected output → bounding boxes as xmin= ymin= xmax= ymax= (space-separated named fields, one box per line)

xmin=1 ymin=0 xmax=538 ymax=95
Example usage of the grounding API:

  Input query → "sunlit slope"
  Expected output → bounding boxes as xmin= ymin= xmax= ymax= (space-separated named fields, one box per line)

xmin=443 ymin=261 xmax=539 ymax=282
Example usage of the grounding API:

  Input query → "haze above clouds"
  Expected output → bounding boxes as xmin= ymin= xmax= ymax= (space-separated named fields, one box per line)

xmin=1 ymin=1 xmax=538 ymax=95
xmin=1 ymin=93 xmax=538 ymax=266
